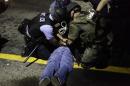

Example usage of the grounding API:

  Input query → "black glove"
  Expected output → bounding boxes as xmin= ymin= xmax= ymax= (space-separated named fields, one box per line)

xmin=73 ymin=49 xmax=81 ymax=66
xmin=92 ymin=11 xmax=101 ymax=22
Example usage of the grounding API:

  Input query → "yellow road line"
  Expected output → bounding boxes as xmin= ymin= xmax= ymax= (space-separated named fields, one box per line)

xmin=0 ymin=53 xmax=47 ymax=64
xmin=0 ymin=53 xmax=130 ymax=74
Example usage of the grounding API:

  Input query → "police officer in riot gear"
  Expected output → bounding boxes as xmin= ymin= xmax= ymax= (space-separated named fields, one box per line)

xmin=67 ymin=0 xmax=112 ymax=69
xmin=89 ymin=0 xmax=112 ymax=69
xmin=18 ymin=0 xmax=68 ymax=59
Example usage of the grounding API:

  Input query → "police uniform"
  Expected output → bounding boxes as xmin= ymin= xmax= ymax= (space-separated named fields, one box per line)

xmin=74 ymin=0 xmax=94 ymax=12
xmin=68 ymin=0 xmax=111 ymax=68
xmin=67 ymin=0 xmax=96 ymax=66
xmin=20 ymin=11 xmax=69 ymax=59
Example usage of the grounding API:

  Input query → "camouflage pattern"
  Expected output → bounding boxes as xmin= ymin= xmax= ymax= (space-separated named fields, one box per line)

xmin=69 ymin=0 xmax=96 ymax=41
xmin=68 ymin=0 xmax=97 ymax=65
xmin=67 ymin=0 xmax=111 ymax=68
xmin=68 ymin=12 xmax=96 ymax=40
xmin=68 ymin=23 xmax=97 ymax=65
xmin=74 ymin=0 xmax=93 ymax=12
xmin=81 ymin=46 xmax=97 ymax=63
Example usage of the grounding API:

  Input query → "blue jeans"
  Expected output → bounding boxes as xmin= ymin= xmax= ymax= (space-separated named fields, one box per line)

xmin=40 ymin=46 xmax=74 ymax=84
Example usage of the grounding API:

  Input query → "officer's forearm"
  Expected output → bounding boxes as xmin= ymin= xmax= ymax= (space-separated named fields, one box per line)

xmin=68 ymin=24 xmax=80 ymax=41
xmin=57 ymin=33 xmax=68 ymax=43
xmin=96 ymin=0 xmax=109 ymax=12
xmin=57 ymin=34 xmax=64 ymax=41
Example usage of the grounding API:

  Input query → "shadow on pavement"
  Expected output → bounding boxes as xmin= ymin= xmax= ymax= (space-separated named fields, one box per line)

xmin=16 ymin=76 xmax=39 ymax=86
xmin=0 ymin=35 xmax=8 ymax=51
xmin=0 ymin=68 xmax=130 ymax=86
xmin=9 ymin=76 xmax=39 ymax=86
xmin=67 ymin=69 xmax=130 ymax=86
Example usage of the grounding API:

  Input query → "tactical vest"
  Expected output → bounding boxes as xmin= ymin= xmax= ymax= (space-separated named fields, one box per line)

xmin=24 ymin=12 xmax=69 ymax=53
xmin=27 ymin=12 xmax=69 ymax=39
xmin=27 ymin=13 xmax=50 ymax=39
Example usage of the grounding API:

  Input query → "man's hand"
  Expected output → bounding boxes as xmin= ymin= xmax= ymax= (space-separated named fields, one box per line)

xmin=92 ymin=11 xmax=101 ymax=22
xmin=57 ymin=33 xmax=73 ymax=45
xmin=62 ymin=38 xmax=68 ymax=43
xmin=59 ymin=40 xmax=67 ymax=46
xmin=66 ymin=39 xmax=73 ymax=45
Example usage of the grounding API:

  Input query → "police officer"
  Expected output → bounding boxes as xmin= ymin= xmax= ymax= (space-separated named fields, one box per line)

xmin=18 ymin=0 xmax=68 ymax=59
xmin=70 ymin=0 xmax=111 ymax=42
xmin=67 ymin=0 xmax=111 ymax=69
xmin=39 ymin=2 xmax=81 ymax=86
xmin=89 ymin=0 xmax=112 ymax=69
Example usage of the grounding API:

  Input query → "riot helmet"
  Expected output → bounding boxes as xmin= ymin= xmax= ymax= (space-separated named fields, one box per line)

xmin=67 ymin=2 xmax=81 ymax=14
xmin=49 ymin=1 xmax=67 ymax=21
xmin=66 ymin=2 xmax=81 ymax=19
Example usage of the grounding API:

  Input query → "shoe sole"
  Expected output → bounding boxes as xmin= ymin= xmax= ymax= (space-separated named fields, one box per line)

xmin=39 ymin=78 xmax=50 ymax=86
xmin=51 ymin=77 xmax=61 ymax=86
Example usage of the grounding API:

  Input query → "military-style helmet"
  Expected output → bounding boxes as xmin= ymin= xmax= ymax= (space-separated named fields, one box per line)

xmin=66 ymin=2 xmax=81 ymax=14
xmin=49 ymin=1 xmax=67 ymax=21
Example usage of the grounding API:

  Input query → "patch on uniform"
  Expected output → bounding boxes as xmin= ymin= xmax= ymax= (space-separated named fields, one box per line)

xmin=40 ymin=12 xmax=46 ymax=22
xmin=54 ymin=23 xmax=60 ymax=28
xmin=58 ymin=21 xmax=68 ymax=35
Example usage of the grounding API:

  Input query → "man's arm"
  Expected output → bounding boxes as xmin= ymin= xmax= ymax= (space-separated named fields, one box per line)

xmin=91 ymin=0 xmax=110 ymax=21
xmin=40 ymin=25 xmax=59 ymax=46
xmin=96 ymin=0 xmax=110 ymax=12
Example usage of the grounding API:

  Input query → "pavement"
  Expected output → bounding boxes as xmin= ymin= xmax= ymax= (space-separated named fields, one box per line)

xmin=0 ymin=0 xmax=130 ymax=86
xmin=0 ymin=52 xmax=130 ymax=86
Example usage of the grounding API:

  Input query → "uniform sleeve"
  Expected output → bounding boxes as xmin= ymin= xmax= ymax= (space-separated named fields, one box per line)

xmin=68 ymin=24 xmax=80 ymax=40
xmin=40 ymin=25 xmax=54 ymax=40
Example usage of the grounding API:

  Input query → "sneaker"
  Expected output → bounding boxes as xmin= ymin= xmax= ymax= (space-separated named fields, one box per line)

xmin=39 ymin=77 xmax=51 ymax=86
xmin=51 ymin=76 xmax=61 ymax=86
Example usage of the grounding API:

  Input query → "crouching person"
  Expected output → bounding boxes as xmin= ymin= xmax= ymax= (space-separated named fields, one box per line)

xmin=18 ymin=0 xmax=68 ymax=60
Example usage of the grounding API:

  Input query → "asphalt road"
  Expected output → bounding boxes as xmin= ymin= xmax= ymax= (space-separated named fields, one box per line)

xmin=0 ymin=59 xmax=130 ymax=86
xmin=0 ymin=0 xmax=51 ymax=54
